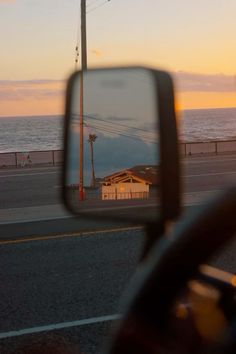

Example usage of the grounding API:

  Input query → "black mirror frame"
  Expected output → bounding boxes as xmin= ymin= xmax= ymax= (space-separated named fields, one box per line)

xmin=62 ymin=66 xmax=180 ymax=225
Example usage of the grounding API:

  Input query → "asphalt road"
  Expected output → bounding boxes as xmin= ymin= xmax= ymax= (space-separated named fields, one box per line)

xmin=1 ymin=154 xmax=236 ymax=353
xmin=0 ymin=166 xmax=61 ymax=209
xmin=0 ymin=154 xmax=236 ymax=209
xmin=1 ymin=225 xmax=236 ymax=354
xmin=182 ymin=154 xmax=236 ymax=193
xmin=0 ymin=228 xmax=144 ymax=354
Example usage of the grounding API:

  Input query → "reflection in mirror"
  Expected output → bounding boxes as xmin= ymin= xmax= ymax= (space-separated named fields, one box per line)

xmin=65 ymin=68 xmax=160 ymax=221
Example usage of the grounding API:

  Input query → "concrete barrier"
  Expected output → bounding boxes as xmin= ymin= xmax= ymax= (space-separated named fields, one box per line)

xmin=179 ymin=143 xmax=186 ymax=156
xmin=0 ymin=152 xmax=16 ymax=167
xmin=185 ymin=141 xmax=217 ymax=156
xmin=16 ymin=151 xmax=53 ymax=167
xmin=217 ymin=140 xmax=236 ymax=154
xmin=53 ymin=150 xmax=63 ymax=164
xmin=182 ymin=140 xmax=236 ymax=157
xmin=0 ymin=139 xmax=236 ymax=168
xmin=0 ymin=149 xmax=64 ymax=168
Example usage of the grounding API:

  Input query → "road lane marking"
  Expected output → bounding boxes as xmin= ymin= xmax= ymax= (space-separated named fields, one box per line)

xmin=0 ymin=189 xmax=225 ymax=228
xmin=182 ymin=156 xmax=236 ymax=164
xmin=1 ymin=169 xmax=236 ymax=180
xmin=185 ymin=189 xmax=222 ymax=195
xmin=0 ymin=226 xmax=143 ymax=245
xmin=0 ymin=171 xmax=57 ymax=178
xmin=0 ymin=314 xmax=121 ymax=339
xmin=183 ymin=171 xmax=236 ymax=178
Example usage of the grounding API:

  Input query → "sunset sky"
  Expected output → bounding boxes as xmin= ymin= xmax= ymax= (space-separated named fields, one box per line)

xmin=0 ymin=0 xmax=235 ymax=116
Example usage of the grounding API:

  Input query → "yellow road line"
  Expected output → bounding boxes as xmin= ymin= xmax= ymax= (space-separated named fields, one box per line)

xmin=0 ymin=226 xmax=143 ymax=246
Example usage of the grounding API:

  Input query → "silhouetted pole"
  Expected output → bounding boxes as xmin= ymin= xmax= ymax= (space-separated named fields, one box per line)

xmin=88 ymin=134 xmax=97 ymax=188
xmin=81 ymin=0 xmax=87 ymax=71
xmin=79 ymin=0 xmax=87 ymax=201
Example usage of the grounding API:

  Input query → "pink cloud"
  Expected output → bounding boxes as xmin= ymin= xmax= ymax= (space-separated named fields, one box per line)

xmin=173 ymin=71 xmax=236 ymax=92
xmin=0 ymin=80 xmax=65 ymax=101
xmin=0 ymin=0 xmax=16 ymax=3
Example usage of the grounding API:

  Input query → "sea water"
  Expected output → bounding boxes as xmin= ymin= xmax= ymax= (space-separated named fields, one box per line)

xmin=0 ymin=107 xmax=236 ymax=153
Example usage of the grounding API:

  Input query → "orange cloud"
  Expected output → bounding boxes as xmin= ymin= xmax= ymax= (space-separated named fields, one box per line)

xmin=172 ymin=72 xmax=236 ymax=110
xmin=173 ymin=72 xmax=236 ymax=92
xmin=0 ymin=80 xmax=64 ymax=100
xmin=1 ymin=72 xmax=235 ymax=116
xmin=0 ymin=80 xmax=65 ymax=116
xmin=176 ymin=91 xmax=236 ymax=111
xmin=91 ymin=49 xmax=103 ymax=58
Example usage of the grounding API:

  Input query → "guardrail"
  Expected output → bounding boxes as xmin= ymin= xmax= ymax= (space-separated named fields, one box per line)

xmin=180 ymin=139 xmax=236 ymax=157
xmin=0 ymin=150 xmax=62 ymax=168
xmin=0 ymin=139 xmax=236 ymax=168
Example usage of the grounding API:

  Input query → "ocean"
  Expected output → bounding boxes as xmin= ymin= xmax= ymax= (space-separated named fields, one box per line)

xmin=0 ymin=107 xmax=236 ymax=153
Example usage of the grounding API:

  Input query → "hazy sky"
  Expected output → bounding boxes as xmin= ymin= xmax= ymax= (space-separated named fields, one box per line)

xmin=0 ymin=0 xmax=235 ymax=116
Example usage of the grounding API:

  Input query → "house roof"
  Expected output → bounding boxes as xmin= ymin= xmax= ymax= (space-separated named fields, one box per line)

xmin=103 ymin=165 xmax=159 ymax=185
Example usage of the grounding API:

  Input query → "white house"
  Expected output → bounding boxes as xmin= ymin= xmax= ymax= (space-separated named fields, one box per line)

xmin=102 ymin=165 xmax=158 ymax=200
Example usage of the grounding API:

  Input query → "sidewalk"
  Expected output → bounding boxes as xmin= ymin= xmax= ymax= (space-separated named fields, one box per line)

xmin=0 ymin=190 xmax=220 ymax=224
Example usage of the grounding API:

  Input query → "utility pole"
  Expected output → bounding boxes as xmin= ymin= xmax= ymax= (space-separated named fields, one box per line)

xmin=79 ymin=0 xmax=87 ymax=201
xmin=81 ymin=0 xmax=87 ymax=70
xmin=88 ymin=134 xmax=97 ymax=188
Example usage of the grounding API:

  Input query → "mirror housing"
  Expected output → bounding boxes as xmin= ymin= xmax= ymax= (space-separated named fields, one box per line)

xmin=62 ymin=67 xmax=180 ymax=225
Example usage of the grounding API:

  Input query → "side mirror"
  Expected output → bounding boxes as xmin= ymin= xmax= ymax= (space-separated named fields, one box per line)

xmin=63 ymin=67 xmax=180 ymax=226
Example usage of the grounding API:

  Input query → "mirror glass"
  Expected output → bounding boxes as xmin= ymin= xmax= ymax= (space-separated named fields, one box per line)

xmin=65 ymin=68 xmax=160 ymax=222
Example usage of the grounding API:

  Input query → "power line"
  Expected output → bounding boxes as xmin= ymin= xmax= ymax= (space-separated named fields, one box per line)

xmin=86 ymin=0 xmax=102 ymax=8
xmin=72 ymin=113 xmax=157 ymax=142
xmin=84 ymin=114 xmax=156 ymax=134
xmin=86 ymin=122 xmax=158 ymax=144
xmin=87 ymin=124 xmax=158 ymax=144
xmin=86 ymin=0 xmax=111 ymax=14
xmin=74 ymin=0 xmax=112 ymax=69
